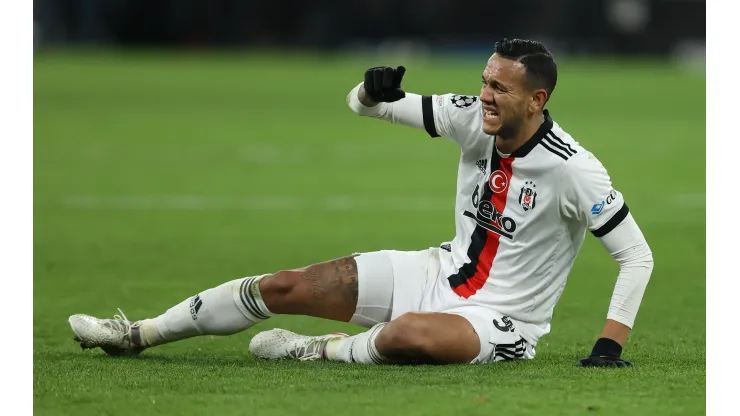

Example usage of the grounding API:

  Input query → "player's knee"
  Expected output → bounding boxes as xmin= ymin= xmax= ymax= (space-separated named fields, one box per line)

xmin=379 ymin=313 xmax=436 ymax=355
xmin=259 ymin=270 xmax=306 ymax=307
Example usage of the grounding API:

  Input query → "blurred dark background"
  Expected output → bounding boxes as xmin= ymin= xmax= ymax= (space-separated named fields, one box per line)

xmin=34 ymin=0 xmax=705 ymax=57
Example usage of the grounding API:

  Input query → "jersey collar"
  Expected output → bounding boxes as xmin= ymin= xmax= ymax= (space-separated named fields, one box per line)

xmin=508 ymin=110 xmax=554 ymax=158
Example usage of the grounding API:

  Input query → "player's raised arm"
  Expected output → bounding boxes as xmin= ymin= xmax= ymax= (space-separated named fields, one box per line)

xmin=560 ymin=152 xmax=654 ymax=368
xmin=346 ymin=66 xmax=478 ymax=145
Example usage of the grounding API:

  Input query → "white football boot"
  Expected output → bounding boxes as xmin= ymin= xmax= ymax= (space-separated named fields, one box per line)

xmin=249 ymin=328 xmax=348 ymax=361
xmin=68 ymin=309 xmax=146 ymax=356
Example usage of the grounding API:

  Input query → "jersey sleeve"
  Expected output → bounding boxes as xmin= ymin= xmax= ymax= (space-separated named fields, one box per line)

xmin=422 ymin=93 xmax=482 ymax=148
xmin=346 ymin=82 xmax=426 ymax=130
xmin=560 ymin=152 xmax=630 ymax=237
xmin=598 ymin=213 xmax=654 ymax=328
xmin=346 ymin=82 xmax=480 ymax=148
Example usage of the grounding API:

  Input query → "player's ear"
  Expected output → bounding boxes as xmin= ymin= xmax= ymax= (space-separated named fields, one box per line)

xmin=529 ymin=89 xmax=548 ymax=112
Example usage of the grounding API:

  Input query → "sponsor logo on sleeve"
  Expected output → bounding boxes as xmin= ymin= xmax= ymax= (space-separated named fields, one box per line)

xmin=591 ymin=190 xmax=618 ymax=215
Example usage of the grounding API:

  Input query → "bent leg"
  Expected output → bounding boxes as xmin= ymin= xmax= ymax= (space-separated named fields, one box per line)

xmin=319 ymin=312 xmax=481 ymax=365
xmin=375 ymin=312 xmax=480 ymax=364
xmin=324 ymin=306 xmax=536 ymax=365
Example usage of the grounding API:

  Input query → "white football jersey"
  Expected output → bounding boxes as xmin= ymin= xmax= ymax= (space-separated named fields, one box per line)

xmin=423 ymin=94 xmax=630 ymax=343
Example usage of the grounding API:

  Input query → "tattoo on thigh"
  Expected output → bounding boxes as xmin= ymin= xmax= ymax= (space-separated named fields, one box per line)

xmin=302 ymin=255 xmax=359 ymax=305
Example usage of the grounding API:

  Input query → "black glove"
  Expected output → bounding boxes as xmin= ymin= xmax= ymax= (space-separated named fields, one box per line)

xmin=577 ymin=338 xmax=633 ymax=368
xmin=363 ymin=66 xmax=406 ymax=103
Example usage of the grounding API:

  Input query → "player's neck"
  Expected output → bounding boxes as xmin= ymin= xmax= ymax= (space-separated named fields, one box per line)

xmin=496 ymin=113 xmax=546 ymax=156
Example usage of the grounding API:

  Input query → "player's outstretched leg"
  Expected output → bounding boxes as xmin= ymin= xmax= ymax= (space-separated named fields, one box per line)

xmin=68 ymin=255 xmax=362 ymax=355
xmin=249 ymin=312 xmax=481 ymax=365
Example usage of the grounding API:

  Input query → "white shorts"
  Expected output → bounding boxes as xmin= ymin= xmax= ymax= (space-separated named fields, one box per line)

xmin=351 ymin=248 xmax=536 ymax=364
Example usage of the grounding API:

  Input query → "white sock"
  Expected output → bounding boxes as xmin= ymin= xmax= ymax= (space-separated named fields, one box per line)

xmin=137 ymin=275 xmax=274 ymax=347
xmin=324 ymin=323 xmax=392 ymax=364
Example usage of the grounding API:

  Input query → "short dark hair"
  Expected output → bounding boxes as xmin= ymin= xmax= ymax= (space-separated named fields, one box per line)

xmin=493 ymin=38 xmax=558 ymax=102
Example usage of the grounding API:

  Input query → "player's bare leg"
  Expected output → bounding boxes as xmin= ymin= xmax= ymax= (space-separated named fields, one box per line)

xmin=67 ymin=255 xmax=362 ymax=354
xmin=249 ymin=312 xmax=480 ymax=365
xmin=258 ymin=255 xmax=359 ymax=321
xmin=373 ymin=312 xmax=480 ymax=364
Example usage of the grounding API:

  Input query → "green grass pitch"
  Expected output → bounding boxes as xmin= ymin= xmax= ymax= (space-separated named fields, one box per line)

xmin=33 ymin=51 xmax=705 ymax=415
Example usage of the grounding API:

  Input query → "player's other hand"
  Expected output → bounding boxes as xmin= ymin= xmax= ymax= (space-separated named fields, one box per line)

xmin=577 ymin=337 xmax=633 ymax=368
xmin=363 ymin=66 xmax=406 ymax=103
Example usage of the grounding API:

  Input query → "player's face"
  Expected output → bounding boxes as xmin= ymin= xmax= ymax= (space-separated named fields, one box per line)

xmin=480 ymin=55 xmax=531 ymax=137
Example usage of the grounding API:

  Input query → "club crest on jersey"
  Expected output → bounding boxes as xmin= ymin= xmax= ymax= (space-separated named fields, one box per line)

xmin=488 ymin=170 xmax=509 ymax=193
xmin=450 ymin=95 xmax=477 ymax=108
xmin=518 ymin=181 xmax=537 ymax=211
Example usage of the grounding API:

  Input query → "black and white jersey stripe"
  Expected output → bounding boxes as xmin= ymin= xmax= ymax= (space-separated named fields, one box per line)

xmin=540 ymin=131 xmax=577 ymax=161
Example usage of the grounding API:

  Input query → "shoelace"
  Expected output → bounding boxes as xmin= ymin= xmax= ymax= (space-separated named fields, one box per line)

xmin=105 ymin=308 xmax=133 ymax=340
xmin=291 ymin=337 xmax=330 ymax=361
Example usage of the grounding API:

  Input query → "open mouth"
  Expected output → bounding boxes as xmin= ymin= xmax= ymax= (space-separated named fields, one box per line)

xmin=483 ymin=108 xmax=499 ymax=121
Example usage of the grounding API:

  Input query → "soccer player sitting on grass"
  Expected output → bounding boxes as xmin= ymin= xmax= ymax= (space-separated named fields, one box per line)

xmin=69 ymin=38 xmax=653 ymax=367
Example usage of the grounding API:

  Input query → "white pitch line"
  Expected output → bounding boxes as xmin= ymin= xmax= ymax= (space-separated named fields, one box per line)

xmin=60 ymin=195 xmax=454 ymax=212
